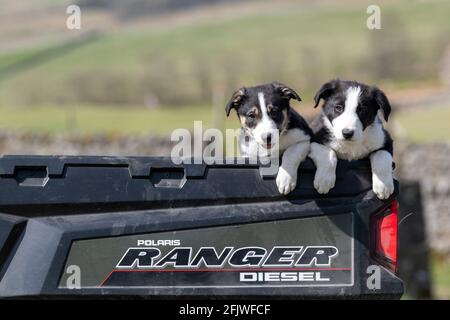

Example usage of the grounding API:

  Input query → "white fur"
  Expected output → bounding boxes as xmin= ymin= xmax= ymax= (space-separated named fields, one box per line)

xmin=309 ymin=142 xmax=337 ymax=194
xmin=252 ymin=92 xmax=279 ymax=146
xmin=329 ymin=86 xmax=363 ymax=141
xmin=276 ymin=130 xmax=310 ymax=194
xmin=239 ymin=128 xmax=310 ymax=195
xmin=323 ymin=115 xmax=385 ymax=161
xmin=238 ymin=91 xmax=311 ymax=195
xmin=370 ymin=150 xmax=394 ymax=199
xmin=278 ymin=128 xmax=310 ymax=151
xmin=310 ymin=84 xmax=394 ymax=199
xmin=276 ymin=141 xmax=310 ymax=195
xmin=239 ymin=128 xmax=309 ymax=157
xmin=314 ymin=116 xmax=392 ymax=198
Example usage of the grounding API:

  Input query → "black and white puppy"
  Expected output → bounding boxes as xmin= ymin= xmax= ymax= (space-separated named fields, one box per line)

xmin=226 ymin=82 xmax=312 ymax=195
xmin=309 ymin=79 xmax=394 ymax=199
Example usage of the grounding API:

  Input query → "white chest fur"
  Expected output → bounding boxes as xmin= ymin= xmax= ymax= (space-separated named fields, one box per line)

xmin=239 ymin=128 xmax=309 ymax=158
xmin=325 ymin=117 xmax=386 ymax=161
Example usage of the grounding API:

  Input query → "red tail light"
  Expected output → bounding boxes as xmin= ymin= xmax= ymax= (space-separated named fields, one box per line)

xmin=370 ymin=201 xmax=398 ymax=273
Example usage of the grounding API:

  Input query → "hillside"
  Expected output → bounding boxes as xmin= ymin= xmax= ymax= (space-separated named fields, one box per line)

xmin=1 ymin=0 xmax=449 ymax=107
xmin=0 ymin=0 xmax=449 ymax=139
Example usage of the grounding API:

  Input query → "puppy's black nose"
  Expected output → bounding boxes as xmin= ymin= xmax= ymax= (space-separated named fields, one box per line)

xmin=263 ymin=133 xmax=272 ymax=144
xmin=342 ymin=129 xmax=354 ymax=140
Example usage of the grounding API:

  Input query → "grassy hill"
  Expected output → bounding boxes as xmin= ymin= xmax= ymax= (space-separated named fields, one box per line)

xmin=0 ymin=0 xmax=449 ymax=138
xmin=1 ymin=0 xmax=449 ymax=103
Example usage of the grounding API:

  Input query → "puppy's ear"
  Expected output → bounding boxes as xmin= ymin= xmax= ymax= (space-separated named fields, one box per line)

xmin=272 ymin=82 xmax=301 ymax=101
xmin=373 ymin=87 xmax=392 ymax=122
xmin=313 ymin=79 xmax=339 ymax=108
xmin=225 ymin=87 xmax=246 ymax=117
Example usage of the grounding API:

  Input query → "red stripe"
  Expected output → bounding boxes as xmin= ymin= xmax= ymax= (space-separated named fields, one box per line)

xmin=99 ymin=270 xmax=115 ymax=287
xmin=98 ymin=267 xmax=351 ymax=287
xmin=113 ymin=268 xmax=351 ymax=272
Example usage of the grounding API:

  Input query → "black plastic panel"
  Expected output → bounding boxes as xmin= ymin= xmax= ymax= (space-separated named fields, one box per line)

xmin=0 ymin=156 xmax=403 ymax=299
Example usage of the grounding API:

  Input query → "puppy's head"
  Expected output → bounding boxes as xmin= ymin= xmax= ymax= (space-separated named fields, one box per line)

xmin=313 ymin=79 xmax=391 ymax=142
xmin=225 ymin=82 xmax=301 ymax=149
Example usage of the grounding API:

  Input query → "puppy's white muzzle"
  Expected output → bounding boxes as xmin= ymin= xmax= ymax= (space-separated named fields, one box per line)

xmin=332 ymin=114 xmax=363 ymax=142
xmin=253 ymin=123 xmax=279 ymax=150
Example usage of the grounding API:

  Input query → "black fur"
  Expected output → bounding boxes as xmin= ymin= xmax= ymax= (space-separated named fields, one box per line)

xmin=288 ymin=108 xmax=314 ymax=137
xmin=225 ymin=81 xmax=311 ymax=136
xmin=311 ymin=79 xmax=393 ymax=156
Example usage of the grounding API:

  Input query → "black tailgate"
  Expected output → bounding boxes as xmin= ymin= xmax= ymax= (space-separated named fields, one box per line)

xmin=0 ymin=155 xmax=403 ymax=298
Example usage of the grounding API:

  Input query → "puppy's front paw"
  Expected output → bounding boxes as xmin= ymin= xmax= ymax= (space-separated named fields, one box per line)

xmin=276 ymin=167 xmax=297 ymax=195
xmin=372 ymin=175 xmax=394 ymax=199
xmin=314 ymin=170 xmax=336 ymax=194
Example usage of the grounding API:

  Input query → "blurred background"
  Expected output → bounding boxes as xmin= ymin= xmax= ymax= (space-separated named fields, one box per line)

xmin=0 ymin=0 xmax=449 ymax=298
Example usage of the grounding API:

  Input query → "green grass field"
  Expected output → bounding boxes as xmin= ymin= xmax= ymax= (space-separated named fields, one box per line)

xmin=432 ymin=259 xmax=450 ymax=299
xmin=395 ymin=105 xmax=450 ymax=143
xmin=0 ymin=0 xmax=449 ymax=106
xmin=0 ymin=103 xmax=449 ymax=143
xmin=0 ymin=0 xmax=449 ymax=141
xmin=0 ymin=0 xmax=449 ymax=140
xmin=0 ymin=105 xmax=220 ymax=135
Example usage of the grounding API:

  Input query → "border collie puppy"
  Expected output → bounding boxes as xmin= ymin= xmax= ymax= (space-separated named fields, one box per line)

xmin=308 ymin=79 xmax=394 ymax=199
xmin=225 ymin=82 xmax=312 ymax=195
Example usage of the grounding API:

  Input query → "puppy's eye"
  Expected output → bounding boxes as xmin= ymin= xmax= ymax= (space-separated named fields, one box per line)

xmin=247 ymin=112 xmax=255 ymax=119
xmin=335 ymin=105 xmax=344 ymax=112
xmin=268 ymin=105 xmax=279 ymax=115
